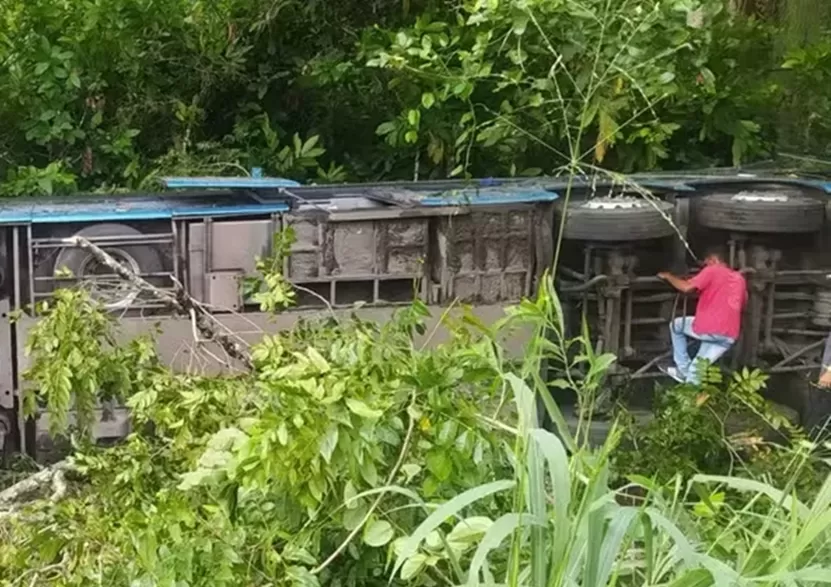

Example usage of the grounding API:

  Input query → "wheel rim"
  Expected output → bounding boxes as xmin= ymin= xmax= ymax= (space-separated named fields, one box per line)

xmin=76 ymin=248 xmax=142 ymax=310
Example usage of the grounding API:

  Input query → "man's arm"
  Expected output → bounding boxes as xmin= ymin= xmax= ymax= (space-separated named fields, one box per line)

xmin=657 ymin=272 xmax=697 ymax=294
xmin=819 ymin=332 xmax=831 ymax=387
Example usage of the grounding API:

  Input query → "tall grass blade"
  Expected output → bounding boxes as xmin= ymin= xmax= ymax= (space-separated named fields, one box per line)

xmin=771 ymin=508 xmax=831 ymax=574
xmin=749 ymin=566 xmax=831 ymax=583
xmin=809 ymin=472 xmax=831 ymax=519
xmin=506 ymin=373 xmax=537 ymax=433
xmin=644 ymin=508 xmax=740 ymax=587
xmin=692 ymin=475 xmax=809 ymax=520
xmin=392 ymin=480 xmax=517 ymax=579
xmin=466 ymin=514 xmax=545 ymax=587
xmin=667 ymin=568 xmax=715 ymax=587
xmin=594 ymin=507 xmax=640 ymax=587
xmin=531 ymin=369 xmax=578 ymax=454
xmin=564 ymin=488 xmax=614 ymax=584
xmin=528 ymin=436 xmax=549 ymax=587
xmin=583 ymin=494 xmax=611 ymax=587
xmin=529 ymin=429 xmax=571 ymax=565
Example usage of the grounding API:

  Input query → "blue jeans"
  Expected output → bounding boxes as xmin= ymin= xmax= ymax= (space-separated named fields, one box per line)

xmin=670 ymin=317 xmax=735 ymax=384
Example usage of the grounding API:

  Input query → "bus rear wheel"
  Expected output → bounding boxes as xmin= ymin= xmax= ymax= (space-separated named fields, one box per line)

xmin=53 ymin=223 xmax=164 ymax=309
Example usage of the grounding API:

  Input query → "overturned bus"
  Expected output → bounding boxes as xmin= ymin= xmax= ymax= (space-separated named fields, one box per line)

xmin=0 ymin=171 xmax=830 ymax=457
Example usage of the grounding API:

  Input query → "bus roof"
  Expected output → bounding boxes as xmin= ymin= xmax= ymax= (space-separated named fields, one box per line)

xmin=0 ymin=170 xmax=827 ymax=225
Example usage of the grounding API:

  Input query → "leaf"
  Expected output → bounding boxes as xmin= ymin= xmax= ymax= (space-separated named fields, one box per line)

xmin=361 ymin=460 xmax=379 ymax=486
xmin=447 ymin=516 xmax=492 ymax=547
xmin=426 ymin=451 xmax=452 ymax=481
xmin=208 ymin=427 xmax=248 ymax=452
xmin=344 ymin=481 xmax=359 ymax=509
xmin=595 ymin=109 xmax=618 ymax=163
xmin=401 ymin=463 xmax=422 ymax=480
xmin=645 ymin=508 xmax=740 ymax=584
xmin=282 ymin=545 xmax=317 ymax=566
xmin=363 ymin=519 xmax=394 ymax=547
xmin=277 ymin=422 xmax=289 ymax=446
xmin=343 ymin=504 xmax=368 ymax=531
xmin=401 ymin=553 xmax=428 ymax=581
xmin=580 ymin=101 xmax=599 ymax=129
xmin=177 ymin=469 xmax=214 ymax=491
xmin=659 ymin=71 xmax=676 ymax=84
xmin=376 ymin=121 xmax=397 ymax=136
xmin=286 ymin=566 xmax=321 ymax=587
xmin=319 ymin=425 xmax=338 ymax=464
xmin=346 ymin=399 xmax=383 ymax=420
xmin=306 ymin=347 xmax=330 ymax=373
xmin=301 ymin=135 xmax=320 ymax=155
xmin=512 ymin=12 xmax=529 ymax=35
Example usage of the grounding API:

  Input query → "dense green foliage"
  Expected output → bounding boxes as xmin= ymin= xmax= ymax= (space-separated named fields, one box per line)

xmin=4 ymin=1 xmax=831 ymax=584
xmin=2 ymin=273 xmax=830 ymax=586
xmin=1 ymin=0 xmax=831 ymax=196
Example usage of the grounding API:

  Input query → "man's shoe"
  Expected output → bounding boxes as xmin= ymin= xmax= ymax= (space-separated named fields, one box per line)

xmin=658 ymin=364 xmax=685 ymax=384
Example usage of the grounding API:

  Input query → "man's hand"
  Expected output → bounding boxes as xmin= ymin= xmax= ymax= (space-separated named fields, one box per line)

xmin=657 ymin=271 xmax=695 ymax=293
xmin=819 ymin=368 xmax=831 ymax=388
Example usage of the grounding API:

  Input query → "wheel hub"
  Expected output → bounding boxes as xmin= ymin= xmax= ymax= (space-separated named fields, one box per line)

xmin=582 ymin=197 xmax=646 ymax=210
xmin=77 ymin=248 xmax=142 ymax=310
xmin=731 ymin=190 xmax=789 ymax=203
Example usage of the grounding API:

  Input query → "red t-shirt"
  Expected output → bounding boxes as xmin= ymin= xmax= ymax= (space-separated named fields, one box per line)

xmin=689 ymin=264 xmax=747 ymax=340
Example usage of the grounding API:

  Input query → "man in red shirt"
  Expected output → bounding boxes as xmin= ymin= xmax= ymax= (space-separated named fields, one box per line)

xmin=657 ymin=245 xmax=748 ymax=384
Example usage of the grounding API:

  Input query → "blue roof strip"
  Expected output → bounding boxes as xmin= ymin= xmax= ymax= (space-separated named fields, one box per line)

xmin=0 ymin=196 xmax=290 ymax=225
xmin=162 ymin=176 xmax=301 ymax=189
xmin=419 ymin=187 xmax=560 ymax=207
xmin=171 ymin=203 xmax=289 ymax=218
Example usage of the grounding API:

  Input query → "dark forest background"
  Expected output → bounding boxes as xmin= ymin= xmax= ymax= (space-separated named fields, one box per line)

xmin=1 ymin=0 xmax=830 ymax=196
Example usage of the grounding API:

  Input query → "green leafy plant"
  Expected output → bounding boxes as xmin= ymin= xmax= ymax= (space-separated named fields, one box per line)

xmin=1 ymin=257 xmax=511 ymax=586
xmin=241 ymin=227 xmax=298 ymax=312
xmin=0 ymin=161 xmax=77 ymax=197
xmin=361 ymin=0 xmax=779 ymax=179
xmin=388 ymin=289 xmax=831 ymax=587
xmin=614 ymin=364 xmax=813 ymax=484
xmin=19 ymin=288 xmax=157 ymax=438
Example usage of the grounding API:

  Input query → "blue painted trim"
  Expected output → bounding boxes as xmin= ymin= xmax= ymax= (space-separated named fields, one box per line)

xmin=0 ymin=214 xmax=34 ymax=225
xmin=419 ymin=187 xmax=560 ymax=207
xmin=0 ymin=202 xmax=290 ymax=225
xmin=32 ymin=210 xmax=173 ymax=223
xmin=172 ymin=203 xmax=290 ymax=217
xmin=162 ymin=176 xmax=301 ymax=189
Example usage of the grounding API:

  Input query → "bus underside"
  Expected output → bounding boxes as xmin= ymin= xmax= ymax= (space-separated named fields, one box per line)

xmin=1 ymin=172 xmax=831 ymax=458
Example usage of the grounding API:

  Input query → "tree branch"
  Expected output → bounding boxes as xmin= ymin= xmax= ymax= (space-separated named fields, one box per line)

xmin=64 ymin=236 xmax=253 ymax=370
xmin=0 ymin=460 xmax=75 ymax=508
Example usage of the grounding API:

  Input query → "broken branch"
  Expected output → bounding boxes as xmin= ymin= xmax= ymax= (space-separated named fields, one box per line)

xmin=0 ymin=460 xmax=75 ymax=507
xmin=64 ymin=236 xmax=253 ymax=370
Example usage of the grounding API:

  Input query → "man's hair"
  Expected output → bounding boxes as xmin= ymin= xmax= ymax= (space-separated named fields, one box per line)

xmin=703 ymin=244 xmax=728 ymax=262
